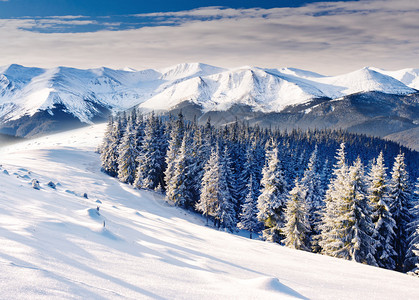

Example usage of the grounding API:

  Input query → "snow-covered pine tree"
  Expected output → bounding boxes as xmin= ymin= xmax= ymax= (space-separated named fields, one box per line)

xmin=300 ymin=145 xmax=324 ymax=249
xmin=245 ymin=141 xmax=264 ymax=199
xmin=100 ymin=117 xmax=123 ymax=177
xmin=217 ymin=145 xmax=237 ymax=232
xmin=196 ymin=146 xmax=220 ymax=225
xmin=346 ymin=157 xmax=377 ymax=266
xmin=388 ymin=152 xmax=413 ymax=271
xmin=222 ymin=143 xmax=239 ymax=217
xmin=368 ymin=152 xmax=397 ymax=270
xmin=320 ymin=151 xmax=377 ymax=265
xmin=156 ymin=117 xmax=168 ymax=187
xmin=134 ymin=113 xmax=163 ymax=190
xmin=282 ymin=178 xmax=310 ymax=251
xmin=164 ymin=112 xmax=185 ymax=196
xmin=257 ymin=138 xmax=288 ymax=243
xmin=188 ymin=126 xmax=208 ymax=203
xmin=319 ymin=143 xmax=349 ymax=257
xmin=237 ymin=174 xmax=260 ymax=239
xmin=134 ymin=113 xmax=145 ymax=150
xmin=406 ymin=178 xmax=419 ymax=276
xmin=117 ymin=118 xmax=138 ymax=184
xmin=196 ymin=145 xmax=235 ymax=231
xmin=167 ymin=134 xmax=193 ymax=207
xmin=406 ymin=178 xmax=419 ymax=274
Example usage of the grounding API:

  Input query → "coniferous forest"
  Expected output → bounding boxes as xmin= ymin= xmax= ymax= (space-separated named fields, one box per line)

xmin=99 ymin=110 xmax=419 ymax=275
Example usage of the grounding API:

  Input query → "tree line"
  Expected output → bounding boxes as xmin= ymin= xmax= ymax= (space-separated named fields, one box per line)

xmin=99 ymin=110 xmax=419 ymax=275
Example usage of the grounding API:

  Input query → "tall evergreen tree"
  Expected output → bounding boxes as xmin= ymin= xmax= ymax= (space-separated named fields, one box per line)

xmin=300 ymin=145 xmax=324 ymax=249
xmin=167 ymin=134 xmax=194 ymax=207
xmin=368 ymin=152 xmax=397 ymax=269
xmin=164 ymin=112 xmax=185 ymax=195
xmin=117 ymin=118 xmax=138 ymax=184
xmin=217 ymin=145 xmax=237 ymax=231
xmin=321 ymin=151 xmax=377 ymax=265
xmin=257 ymin=139 xmax=288 ymax=243
xmin=188 ymin=126 xmax=208 ymax=203
xmin=282 ymin=178 xmax=310 ymax=251
xmin=388 ymin=152 xmax=413 ymax=271
xmin=100 ymin=117 xmax=123 ymax=177
xmin=237 ymin=174 xmax=260 ymax=239
xmin=196 ymin=145 xmax=235 ymax=231
xmin=407 ymin=178 xmax=419 ymax=276
xmin=346 ymin=158 xmax=377 ymax=265
xmin=320 ymin=143 xmax=349 ymax=257
xmin=134 ymin=113 xmax=164 ymax=190
xmin=196 ymin=147 xmax=220 ymax=225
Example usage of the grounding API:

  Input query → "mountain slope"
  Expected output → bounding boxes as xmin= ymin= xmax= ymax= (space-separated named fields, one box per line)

xmin=1 ymin=125 xmax=419 ymax=299
xmin=371 ymin=67 xmax=419 ymax=90
xmin=1 ymin=63 xmax=418 ymax=146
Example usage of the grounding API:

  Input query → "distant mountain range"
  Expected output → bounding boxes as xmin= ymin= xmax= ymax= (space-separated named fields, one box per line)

xmin=0 ymin=63 xmax=418 ymax=149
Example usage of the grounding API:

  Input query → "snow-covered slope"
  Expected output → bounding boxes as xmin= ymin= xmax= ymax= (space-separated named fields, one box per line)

xmin=371 ymin=67 xmax=419 ymax=90
xmin=311 ymin=67 xmax=416 ymax=98
xmin=1 ymin=125 xmax=419 ymax=299
xmin=1 ymin=63 xmax=418 ymax=129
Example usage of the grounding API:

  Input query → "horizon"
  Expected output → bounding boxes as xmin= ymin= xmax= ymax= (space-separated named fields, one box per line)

xmin=0 ymin=62 xmax=417 ymax=78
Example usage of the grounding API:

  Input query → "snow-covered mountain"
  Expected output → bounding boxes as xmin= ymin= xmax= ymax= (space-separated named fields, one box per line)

xmin=0 ymin=62 xmax=418 ymax=141
xmin=370 ymin=67 xmax=419 ymax=90
xmin=1 ymin=125 xmax=418 ymax=299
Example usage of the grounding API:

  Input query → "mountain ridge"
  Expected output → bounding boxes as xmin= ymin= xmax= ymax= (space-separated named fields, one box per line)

xmin=0 ymin=63 xmax=418 ymax=149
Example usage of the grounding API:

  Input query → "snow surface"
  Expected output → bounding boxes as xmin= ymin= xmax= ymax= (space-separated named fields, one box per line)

xmin=0 ymin=63 xmax=418 ymax=124
xmin=0 ymin=125 xmax=419 ymax=299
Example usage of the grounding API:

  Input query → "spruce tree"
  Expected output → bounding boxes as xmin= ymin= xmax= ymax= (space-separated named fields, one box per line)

xmin=196 ymin=147 xmax=220 ymax=225
xmin=257 ymin=139 xmax=288 ymax=243
xmin=134 ymin=113 xmax=163 ymax=190
xmin=164 ymin=112 xmax=185 ymax=196
xmin=188 ymin=127 xmax=208 ymax=203
xmin=388 ymin=152 xmax=413 ymax=271
xmin=319 ymin=143 xmax=349 ymax=257
xmin=282 ymin=178 xmax=310 ymax=251
xmin=237 ymin=174 xmax=260 ymax=239
xmin=346 ymin=158 xmax=377 ymax=265
xmin=196 ymin=145 xmax=235 ymax=231
xmin=368 ymin=152 xmax=397 ymax=269
xmin=117 ymin=118 xmax=138 ymax=184
xmin=167 ymin=135 xmax=193 ymax=207
xmin=217 ymin=145 xmax=237 ymax=232
xmin=406 ymin=177 xmax=419 ymax=274
xmin=100 ymin=117 xmax=123 ymax=177
xmin=321 ymin=152 xmax=377 ymax=265
xmin=300 ymin=145 xmax=324 ymax=250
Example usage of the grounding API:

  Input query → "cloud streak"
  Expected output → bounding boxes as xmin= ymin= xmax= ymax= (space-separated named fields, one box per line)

xmin=0 ymin=0 xmax=418 ymax=75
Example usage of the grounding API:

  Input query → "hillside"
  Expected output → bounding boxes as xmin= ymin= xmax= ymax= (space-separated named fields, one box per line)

xmin=0 ymin=125 xmax=418 ymax=299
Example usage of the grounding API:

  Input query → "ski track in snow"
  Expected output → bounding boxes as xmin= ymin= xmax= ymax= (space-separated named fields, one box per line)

xmin=0 ymin=124 xmax=419 ymax=299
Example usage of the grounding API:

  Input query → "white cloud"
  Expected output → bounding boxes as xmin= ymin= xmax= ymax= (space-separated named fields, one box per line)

xmin=0 ymin=0 xmax=418 ymax=75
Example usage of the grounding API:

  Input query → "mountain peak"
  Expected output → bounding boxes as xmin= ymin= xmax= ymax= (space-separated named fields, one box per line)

xmin=0 ymin=63 xmax=418 ymax=128
xmin=159 ymin=62 xmax=226 ymax=81
xmin=314 ymin=67 xmax=416 ymax=96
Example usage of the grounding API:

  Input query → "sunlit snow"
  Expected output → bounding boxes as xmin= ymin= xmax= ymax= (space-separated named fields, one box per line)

xmin=0 ymin=125 xmax=418 ymax=299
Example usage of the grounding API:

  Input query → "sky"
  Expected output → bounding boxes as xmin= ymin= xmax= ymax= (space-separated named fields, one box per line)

xmin=0 ymin=0 xmax=418 ymax=75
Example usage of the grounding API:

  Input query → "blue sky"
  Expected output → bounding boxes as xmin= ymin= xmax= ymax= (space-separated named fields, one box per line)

xmin=0 ymin=0 xmax=417 ymax=74
xmin=0 ymin=0 xmax=354 ymax=33
xmin=0 ymin=1 xmax=351 ymax=17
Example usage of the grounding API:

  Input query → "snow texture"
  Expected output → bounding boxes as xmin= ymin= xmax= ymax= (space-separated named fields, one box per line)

xmin=0 ymin=125 xmax=418 ymax=299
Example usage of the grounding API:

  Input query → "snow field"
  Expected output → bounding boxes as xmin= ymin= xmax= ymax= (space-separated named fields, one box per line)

xmin=0 ymin=124 xmax=418 ymax=299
